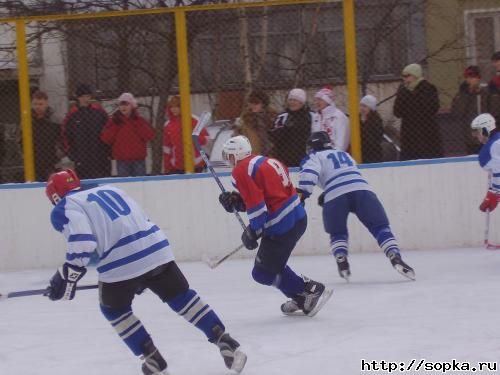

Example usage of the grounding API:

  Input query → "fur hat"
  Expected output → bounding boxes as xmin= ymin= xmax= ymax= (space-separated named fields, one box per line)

xmin=402 ymin=63 xmax=423 ymax=79
xmin=360 ymin=95 xmax=377 ymax=111
xmin=288 ymin=88 xmax=306 ymax=104
xmin=118 ymin=92 xmax=138 ymax=108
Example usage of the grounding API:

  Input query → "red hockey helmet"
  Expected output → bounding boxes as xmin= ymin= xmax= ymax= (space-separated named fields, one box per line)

xmin=46 ymin=169 xmax=81 ymax=205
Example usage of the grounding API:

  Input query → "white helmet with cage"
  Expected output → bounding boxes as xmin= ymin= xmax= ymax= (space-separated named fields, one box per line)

xmin=222 ymin=135 xmax=252 ymax=166
xmin=471 ymin=113 xmax=496 ymax=136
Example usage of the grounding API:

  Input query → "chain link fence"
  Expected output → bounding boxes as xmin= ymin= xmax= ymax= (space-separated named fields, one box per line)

xmin=0 ymin=0 xmax=499 ymax=182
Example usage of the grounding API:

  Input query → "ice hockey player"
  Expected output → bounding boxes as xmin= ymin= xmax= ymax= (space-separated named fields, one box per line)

xmin=218 ymin=135 xmax=332 ymax=316
xmin=44 ymin=169 xmax=247 ymax=375
xmin=297 ymin=131 xmax=415 ymax=281
xmin=471 ymin=113 xmax=500 ymax=212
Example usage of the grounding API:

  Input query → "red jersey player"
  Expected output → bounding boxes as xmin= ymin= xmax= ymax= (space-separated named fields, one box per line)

xmin=218 ymin=135 xmax=332 ymax=316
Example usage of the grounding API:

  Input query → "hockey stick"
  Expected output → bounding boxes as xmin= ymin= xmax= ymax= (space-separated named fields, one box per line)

xmin=192 ymin=112 xmax=246 ymax=231
xmin=0 ymin=284 xmax=98 ymax=301
xmin=202 ymin=243 xmax=246 ymax=269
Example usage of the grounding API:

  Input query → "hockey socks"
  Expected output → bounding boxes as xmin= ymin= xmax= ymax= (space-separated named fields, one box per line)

xmin=374 ymin=227 xmax=400 ymax=257
xmin=252 ymin=265 xmax=305 ymax=298
xmin=100 ymin=304 xmax=150 ymax=356
xmin=166 ymin=289 xmax=224 ymax=343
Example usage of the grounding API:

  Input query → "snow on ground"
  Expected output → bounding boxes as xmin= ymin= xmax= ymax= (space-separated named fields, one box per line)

xmin=0 ymin=248 xmax=499 ymax=375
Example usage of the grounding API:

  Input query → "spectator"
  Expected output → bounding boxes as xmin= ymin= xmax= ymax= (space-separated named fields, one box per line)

xmin=312 ymin=86 xmax=350 ymax=151
xmin=233 ymin=90 xmax=276 ymax=156
xmin=359 ymin=95 xmax=383 ymax=163
xmin=486 ymin=51 xmax=500 ymax=125
xmin=31 ymin=91 xmax=62 ymax=180
xmin=62 ymin=84 xmax=110 ymax=179
xmin=393 ymin=63 xmax=441 ymax=160
xmin=451 ymin=66 xmax=487 ymax=155
xmin=162 ymin=95 xmax=207 ymax=174
xmin=101 ymin=93 xmax=155 ymax=177
xmin=269 ymin=88 xmax=313 ymax=167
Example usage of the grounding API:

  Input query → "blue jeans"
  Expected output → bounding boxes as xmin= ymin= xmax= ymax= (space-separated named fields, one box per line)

xmin=117 ymin=160 xmax=146 ymax=177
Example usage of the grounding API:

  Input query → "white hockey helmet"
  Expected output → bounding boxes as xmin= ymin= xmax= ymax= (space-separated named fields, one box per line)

xmin=222 ymin=135 xmax=252 ymax=166
xmin=471 ymin=113 xmax=496 ymax=136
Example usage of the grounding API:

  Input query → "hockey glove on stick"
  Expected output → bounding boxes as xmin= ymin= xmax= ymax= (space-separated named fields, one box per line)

xmin=241 ymin=226 xmax=261 ymax=250
xmin=480 ymin=190 xmax=500 ymax=212
xmin=45 ymin=262 xmax=87 ymax=301
xmin=219 ymin=191 xmax=246 ymax=213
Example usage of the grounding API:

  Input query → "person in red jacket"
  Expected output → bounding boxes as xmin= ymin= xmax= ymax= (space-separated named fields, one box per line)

xmin=101 ymin=93 xmax=155 ymax=177
xmin=162 ymin=95 xmax=208 ymax=174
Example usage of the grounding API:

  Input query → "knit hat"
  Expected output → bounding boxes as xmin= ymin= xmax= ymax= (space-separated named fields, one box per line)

xmin=491 ymin=51 xmax=500 ymax=61
xmin=464 ymin=65 xmax=481 ymax=79
xmin=402 ymin=63 xmax=423 ymax=79
xmin=360 ymin=95 xmax=377 ymax=111
xmin=314 ymin=87 xmax=334 ymax=106
xmin=288 ymin=88 xmax=306 ymax=104
xmin=75 ymin=84 xmax=92 ymax=98
xmin=118 ymin=92 xmax=138 ymax=108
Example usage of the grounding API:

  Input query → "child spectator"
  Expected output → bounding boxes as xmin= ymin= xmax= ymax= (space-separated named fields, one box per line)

xmin=359 ymin=95 xmax=383 ymax=163
xmin=101 ymin=93 xmax=155 ymax=177
xmin=162 ymin=95 xmax=207 ymax=174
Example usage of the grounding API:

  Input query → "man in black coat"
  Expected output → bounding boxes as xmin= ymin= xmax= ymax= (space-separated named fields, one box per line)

xmin=269 ymin=88 xmax=313 ymax=168
xmin=62 ymin=84 xmax=110 ymax=179
xmin=393 ymin=63 xmax=441 ymax=160
xmin=31 ymin=91 xmax=62 ymax=181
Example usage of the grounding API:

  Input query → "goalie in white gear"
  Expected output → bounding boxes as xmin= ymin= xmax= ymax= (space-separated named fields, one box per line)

xmin=471 ymin=113 xmax=500 ymax=212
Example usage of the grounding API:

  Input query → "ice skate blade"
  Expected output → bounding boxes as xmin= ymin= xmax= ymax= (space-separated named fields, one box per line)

xmin=231 ymin=349 xmax=247 ymax=373
xmin=306 ymin=288 xmax=333 ymax=317
xmin=394 ymin=264 xmax=416 ymax=281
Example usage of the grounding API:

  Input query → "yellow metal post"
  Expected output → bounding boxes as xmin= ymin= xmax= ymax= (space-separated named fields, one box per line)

xmin=343 ymin=0 xmax=362 ymax=163
xmin=15 ymin=20 xmax=35 ymax=182
xmin=175 ymin=10 xmax=195 ymax=173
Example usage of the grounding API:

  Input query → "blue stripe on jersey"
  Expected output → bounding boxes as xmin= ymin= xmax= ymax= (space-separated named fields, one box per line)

xmin=494 ymin=173 xmax=500 ymax=177
xmin=68 ymin=234 xmax=96 ymax=242
xmin=493 ymin=183 xmax=500 ymax=189
xmin=264 ymin=195 xmax=306 ymax=236
xmin=247 ymin=201 xmax=266 ymax=214
xmin=324 ymin=179 xmax=368 ymax=195
xmin=301 ymin=168 xmax=319 ymax=177
xmin=66 ymin=251 xmax=93 ymax=261
xmin=97 ymin=239 xmax=169 ymax=273
xmin=324 ymin=170 xmax=361 ymax=187
xmin=249 ymin=156 xmax=266 ymax=178
xmin=479 ymin=133 xmax=500 ymax=167
xmin=50 ymin=198 xmax=69 ymax=232
xmin=101 ymin=225 xmax=161 ymax=261
xmin=298 ymin=181 xmax=315 ymax=186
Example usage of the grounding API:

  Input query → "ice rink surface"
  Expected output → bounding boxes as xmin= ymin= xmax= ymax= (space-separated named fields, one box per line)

xmin=1 ymin=247 xmax=499 ymax=375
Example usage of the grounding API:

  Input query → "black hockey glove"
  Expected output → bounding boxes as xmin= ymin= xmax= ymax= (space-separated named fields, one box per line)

xmin=219 ymin=191 xmax=246 ymax=213
xmin=295 ymin=188 xmax=308 ymax=206
xmin=241 ymin=226 xmax=261 ymax=250
xmin=317 ymin=192 xmax=325 ymax=207
xmin=45 ymin=262 xmax=87 ymax=301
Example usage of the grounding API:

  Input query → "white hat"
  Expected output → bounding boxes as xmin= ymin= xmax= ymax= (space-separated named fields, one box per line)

xmin=288 ymin=88 xmax=306 ymax=104
xmin=118 ymin=92 xmax=138 ymax=108
xmin=314 ymin=87 xmax=334 ymax=105
xmin=360 ymin=95 xmax=377 ymax=111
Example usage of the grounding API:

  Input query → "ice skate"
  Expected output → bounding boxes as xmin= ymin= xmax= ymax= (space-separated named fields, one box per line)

xmin=282 ymin=277 xmax=333 ymax=317
xmin=213 ymin=325 xmax=247 ymax=373
xmin=389 ymin=252 xmax=415 ymax=281
xmin=141 ymin=338 xmax=169 ymax=375
xmin=335 ymin=254 xmax=351 ymax=282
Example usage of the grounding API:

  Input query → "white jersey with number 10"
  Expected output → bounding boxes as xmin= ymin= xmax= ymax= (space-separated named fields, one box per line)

xmin=50 ymin=185 xmax=174 ymax=283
